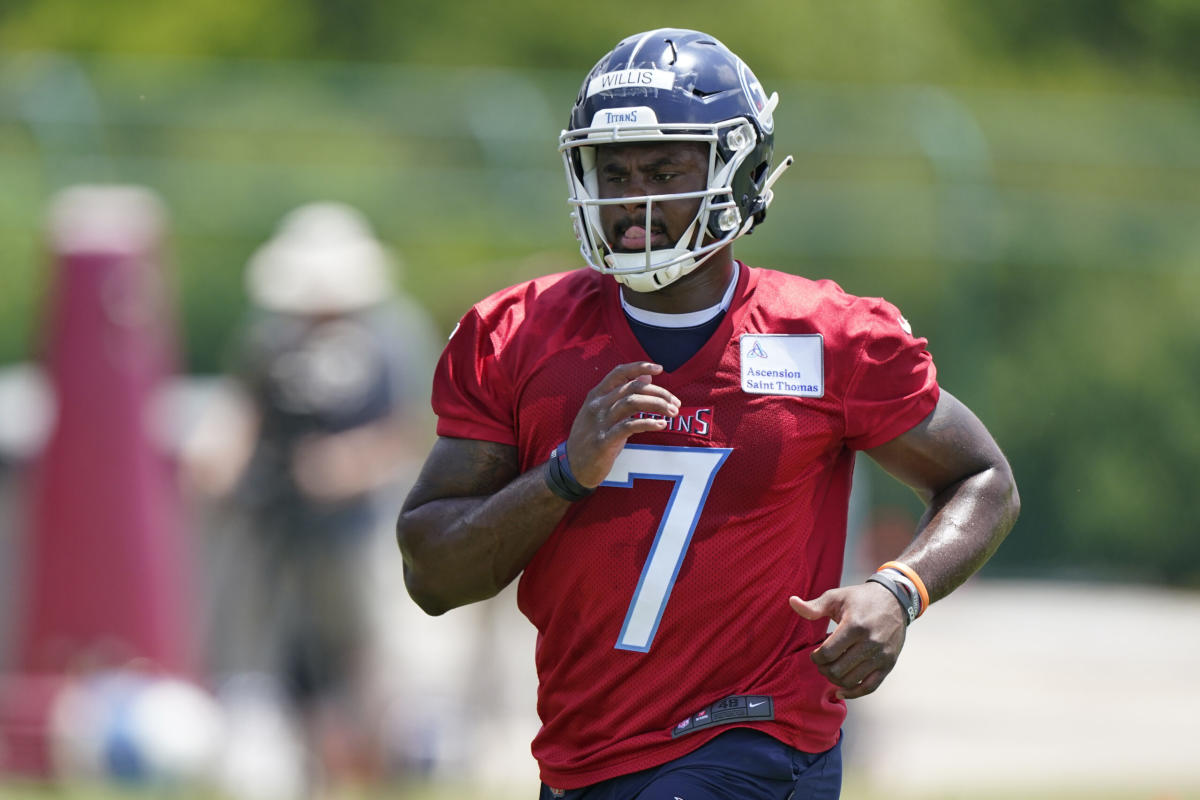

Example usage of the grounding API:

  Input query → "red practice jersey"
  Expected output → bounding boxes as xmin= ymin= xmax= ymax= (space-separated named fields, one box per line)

xmin=431 ymin=263 xmax=939 ymax=788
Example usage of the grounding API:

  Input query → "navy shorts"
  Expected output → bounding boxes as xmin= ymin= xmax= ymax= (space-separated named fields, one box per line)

xmin=538 ymin=728 xmax=842 ymax=800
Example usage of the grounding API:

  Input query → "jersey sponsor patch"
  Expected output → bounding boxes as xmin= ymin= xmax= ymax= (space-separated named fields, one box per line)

xmin=671 ymin=694 xmax=774 ymax=738
xmin=587 ymin=69 xmax=676 ymax=98
xmin=739 ymin=334 xmax=824 ymax=397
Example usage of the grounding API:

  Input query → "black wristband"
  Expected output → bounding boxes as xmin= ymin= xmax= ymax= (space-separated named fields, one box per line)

xmin=543 ymin=441 xmax=595 ymax=502
xmin=866 ymin=573 xmax=917 ymax=626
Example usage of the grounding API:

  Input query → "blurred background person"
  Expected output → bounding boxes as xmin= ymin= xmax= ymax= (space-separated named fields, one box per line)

xmin=182 ymin=202 xmax=439 ymax=797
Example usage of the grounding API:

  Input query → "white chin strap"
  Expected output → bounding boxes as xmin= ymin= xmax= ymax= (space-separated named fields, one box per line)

xmin=607 ymin=249 xmax=698 ymax=292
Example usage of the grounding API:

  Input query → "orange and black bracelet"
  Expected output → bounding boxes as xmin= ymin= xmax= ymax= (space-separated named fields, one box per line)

xmin=868 ymin=561 xmax=930 ymax=624
xmin=867 ymin=571 xmax=918 ymax=625
xmin=879 ymin=560 xmax=930 ymax=617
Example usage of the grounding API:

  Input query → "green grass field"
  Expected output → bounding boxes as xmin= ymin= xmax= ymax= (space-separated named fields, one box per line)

xmin=2 ymin=775 xmax=1196 ymax=800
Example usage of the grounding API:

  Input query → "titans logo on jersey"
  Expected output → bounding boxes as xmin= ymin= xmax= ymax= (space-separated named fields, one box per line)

xmin=634 ymin=406 xmax=713 ymax=437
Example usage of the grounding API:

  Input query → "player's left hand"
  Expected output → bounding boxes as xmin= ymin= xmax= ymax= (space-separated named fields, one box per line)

xmin=788 ymin=583 xmax=907 ymax=699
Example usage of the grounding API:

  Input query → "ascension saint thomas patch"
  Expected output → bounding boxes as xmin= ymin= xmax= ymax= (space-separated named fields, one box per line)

xmin=739 ymin=334 xmax=824 ymax=397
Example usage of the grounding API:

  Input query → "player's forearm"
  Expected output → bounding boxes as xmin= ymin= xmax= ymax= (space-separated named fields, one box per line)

xmin=895 ymin=462 xmax=1020 ymax=605
xmin=397 ymin=466 xmax=570 ymax=615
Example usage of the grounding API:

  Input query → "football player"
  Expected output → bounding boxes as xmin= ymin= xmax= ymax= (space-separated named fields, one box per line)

xmin=397 ymin=28 xmax=1019 ymax=799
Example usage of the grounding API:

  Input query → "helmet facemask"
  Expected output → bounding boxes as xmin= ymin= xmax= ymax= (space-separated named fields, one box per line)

xmin=560 ymin=113 xmax=767 ymax=293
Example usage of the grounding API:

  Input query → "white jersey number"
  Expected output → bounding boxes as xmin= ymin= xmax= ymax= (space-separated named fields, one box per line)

xmin=602 ymin=444 xmax=732 ymax=652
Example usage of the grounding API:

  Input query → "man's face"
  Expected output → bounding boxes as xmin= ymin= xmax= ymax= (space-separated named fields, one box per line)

xmin=594 ymin=141 xmax=709 ymax=253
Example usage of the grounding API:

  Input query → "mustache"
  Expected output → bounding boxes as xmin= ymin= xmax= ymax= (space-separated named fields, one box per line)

xmin=613 ymin=215 xmax=668 ymax=238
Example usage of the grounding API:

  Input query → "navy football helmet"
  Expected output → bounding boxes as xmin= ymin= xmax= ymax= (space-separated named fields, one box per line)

xmin=559 ymin=28 xmax=792 ymax=291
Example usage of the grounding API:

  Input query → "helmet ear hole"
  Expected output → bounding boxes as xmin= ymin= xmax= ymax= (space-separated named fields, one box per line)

xmin=744 ymin=161 xmax=771 ymax=227
xmin=750 ymin=161 xmax=768 ymax=190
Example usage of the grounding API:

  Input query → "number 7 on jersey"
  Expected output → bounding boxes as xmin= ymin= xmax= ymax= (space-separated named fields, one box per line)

xmin=602 ymin=444 xmax=731 ymax=652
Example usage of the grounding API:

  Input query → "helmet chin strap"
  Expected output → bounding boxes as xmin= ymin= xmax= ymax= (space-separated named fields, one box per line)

xmin=606 ymin=201 xmax=759 ymax=293
xmin=604 ymin=213 xmax=709 ymax=293
xmin=609 ymin=249 xmax=697 ymax=292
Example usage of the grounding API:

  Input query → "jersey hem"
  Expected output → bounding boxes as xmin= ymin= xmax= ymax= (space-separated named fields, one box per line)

xmin=537 ymin=726 xmax=728 ymax=790
xmin=537 ymin=722 xmax=840 ymax=790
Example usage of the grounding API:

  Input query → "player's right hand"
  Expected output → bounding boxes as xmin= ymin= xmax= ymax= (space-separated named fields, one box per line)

xmin=566 ymin=361 xmax=680 ymax=487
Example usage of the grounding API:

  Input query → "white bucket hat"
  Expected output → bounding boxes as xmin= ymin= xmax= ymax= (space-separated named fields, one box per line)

xmin=245 ymin=203 xmax=395 ymax=314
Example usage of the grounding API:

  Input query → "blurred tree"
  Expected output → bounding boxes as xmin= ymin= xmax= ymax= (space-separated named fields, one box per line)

xmin=947 ymin=0 xmax=1200 ymax=77
xmin=6 ymin=0 xmax=1200 ymax=90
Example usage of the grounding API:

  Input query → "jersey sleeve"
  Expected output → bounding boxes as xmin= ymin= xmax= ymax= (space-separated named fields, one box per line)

xmin=430 ymin=307 xmax=517 ymax=445
xmin=842 ymin=298 xmax=939 ymax=450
